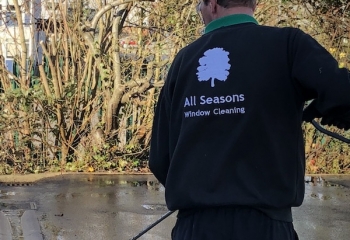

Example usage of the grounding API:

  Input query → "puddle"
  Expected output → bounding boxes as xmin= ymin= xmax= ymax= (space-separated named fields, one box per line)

xmin=88 ymin=178 xmax=163 ymax=191
xmin=55 ymin=192 xmax=82 ymax=199
xmin=81 ymin=177 xmax=162 ymax=190
xmin=304 ymin=176 xmax=344 ymax=188
xmin=53 ymin=179 xmax=163 ymax=201
xmin=90 ymin=192 xmax=116 ymax=198
xmin=124 ymin=180 xmax=163 ymax=190
xmin=310 ymin=192 xmax=332 ymax=200
xmin=0 ymin=190 xmax=16 ymax=198
xmin=80 ymin=177 xmax=116 ymax=186
xmin=142 ymin=204 xmax=168 ymax=211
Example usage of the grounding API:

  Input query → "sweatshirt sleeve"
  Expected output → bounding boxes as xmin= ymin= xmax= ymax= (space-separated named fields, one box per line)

xmin=149 ymin=87 xmax=170 ymax=186
xmin=292 ymin=29 xmax=350 ymax=120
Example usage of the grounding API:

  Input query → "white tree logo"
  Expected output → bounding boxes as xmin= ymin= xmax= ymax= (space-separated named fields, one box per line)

xmin=196 ymin=48 xmax=231 ymax=87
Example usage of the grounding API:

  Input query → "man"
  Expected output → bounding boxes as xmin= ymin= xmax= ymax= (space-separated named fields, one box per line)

xmin=149 ymin=0 xmax=350 ymax=239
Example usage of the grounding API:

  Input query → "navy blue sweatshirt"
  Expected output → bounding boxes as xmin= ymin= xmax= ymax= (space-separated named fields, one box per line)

xmin=149 ymin=14 xmax=350 ymax=222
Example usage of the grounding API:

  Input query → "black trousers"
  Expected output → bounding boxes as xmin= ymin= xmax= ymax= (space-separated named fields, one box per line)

xmin=171 ymin=207 xmax=299 ymax=240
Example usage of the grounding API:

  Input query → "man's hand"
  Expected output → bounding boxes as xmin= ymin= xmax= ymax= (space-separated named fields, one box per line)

xmin=320 ymin=115 xmax=350 ymax=130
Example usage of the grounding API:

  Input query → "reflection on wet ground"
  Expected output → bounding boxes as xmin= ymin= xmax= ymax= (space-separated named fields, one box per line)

xmin=305 ymin=176 xmax=345 ymax=187
xmin=293 ymin=176 xmax=350 ymax=240
xmin=0 ymin=174 xmax=349 ymax=240
xmin=0 ymin=190 xmax=16 ymax=199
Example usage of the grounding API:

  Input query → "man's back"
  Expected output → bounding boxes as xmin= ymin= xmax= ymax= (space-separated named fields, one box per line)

xmin=157 ymin=20 xmax=304 ymax=210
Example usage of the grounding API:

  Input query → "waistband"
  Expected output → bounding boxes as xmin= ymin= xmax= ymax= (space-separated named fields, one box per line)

xmin=177 ymin=206 xmax=293 ymax=222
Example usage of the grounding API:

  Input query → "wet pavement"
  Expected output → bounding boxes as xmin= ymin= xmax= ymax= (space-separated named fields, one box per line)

xmin=0 ymin=173 xmax=349 ymax=240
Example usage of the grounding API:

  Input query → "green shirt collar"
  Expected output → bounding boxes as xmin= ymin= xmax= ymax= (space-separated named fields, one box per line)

xmin=205 ymin=14 xmax=258 ymax=34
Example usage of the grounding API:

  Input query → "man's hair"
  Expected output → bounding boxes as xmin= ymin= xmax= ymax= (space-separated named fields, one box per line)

xmin=203 ymin=0 xmax=256 ymax=9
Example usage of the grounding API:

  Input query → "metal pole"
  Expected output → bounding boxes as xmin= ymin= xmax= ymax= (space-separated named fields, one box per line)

xmin=130 ymin=211 xmax=175 ymax=240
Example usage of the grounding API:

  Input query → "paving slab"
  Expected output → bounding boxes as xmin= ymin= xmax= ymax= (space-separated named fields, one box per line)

xmin=21 ymin=210 xmax=43 ymax=240
xmin=0 ymin=211 xmax=12 ymax=240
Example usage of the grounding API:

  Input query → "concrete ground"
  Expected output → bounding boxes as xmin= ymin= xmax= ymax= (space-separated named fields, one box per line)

xmin=0 ymin=173 xmax=349 ymax=240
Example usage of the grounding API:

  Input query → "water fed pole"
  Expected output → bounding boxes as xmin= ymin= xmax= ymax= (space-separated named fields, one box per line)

xmin=130 ymin=210 xmax=175 ymax=240
xmin=311 ymin=120 xmax=350 ymax=143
